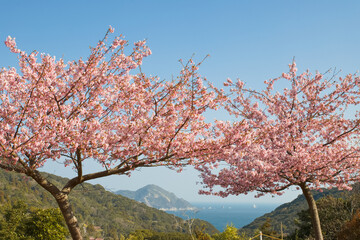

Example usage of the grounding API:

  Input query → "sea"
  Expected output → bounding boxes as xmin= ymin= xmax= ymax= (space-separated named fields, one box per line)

xmin=165 ymin=202 xmax=279 ymax=231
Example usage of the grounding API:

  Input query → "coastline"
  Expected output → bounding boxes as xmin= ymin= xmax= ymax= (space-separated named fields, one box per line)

xmin=166 ymin=202 xmax=279 ymax=231
xmin=159 ymin=207 xmax=198 ymax=211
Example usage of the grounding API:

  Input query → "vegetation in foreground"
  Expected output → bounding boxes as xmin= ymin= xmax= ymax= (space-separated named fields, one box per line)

xmin=0 ymin=201 xmax=68 ymax=240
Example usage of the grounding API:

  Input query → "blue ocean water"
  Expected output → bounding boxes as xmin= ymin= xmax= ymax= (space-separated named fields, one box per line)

xmin=166 ymin=202 xmax=279 ymax=231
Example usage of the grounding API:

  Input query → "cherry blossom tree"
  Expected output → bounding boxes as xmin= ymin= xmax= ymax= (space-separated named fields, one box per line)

xmin=197 ymin=62 xmax=360 ymax=240
xmin=0 ymin=27 xmax=223 ymax=240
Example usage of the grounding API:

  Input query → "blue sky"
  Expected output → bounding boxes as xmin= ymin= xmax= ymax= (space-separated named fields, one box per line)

xmin=1 ymin=1 xmax=360 ymax=203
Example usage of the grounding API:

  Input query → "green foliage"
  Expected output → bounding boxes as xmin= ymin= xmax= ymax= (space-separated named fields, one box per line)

xmin=194 ymin=226 xmax=214 ymax=240
xmin=287 ymin=192 xmax=360 ymax=240
xmin=258 ymin=218 xmax=279 ymax=237
xmin=288 ymin=208 xmax=312 ymax=240
xmin=0 ymin=200 xmax=68 ymax=240
xmin=23 ymin=208 xmax=68 ymax=240
xmin=125 ymin=229 xmax=193 ymax=240
xmin=316 ymin=196 xmax=355 ymax=239
xmin=126 ymin=229 xmax=154 ymax=240
xmin=212 ymin=224 xmax=248 ymax=240
xmin=0 ymin=201 xmax=28 ymax=239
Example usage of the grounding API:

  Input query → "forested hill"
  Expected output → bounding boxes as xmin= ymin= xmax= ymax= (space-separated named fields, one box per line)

xmin=241 ymin=184 xmax=360 ymax=235
xmin=0 ymin=169 xmax=218 ymax=236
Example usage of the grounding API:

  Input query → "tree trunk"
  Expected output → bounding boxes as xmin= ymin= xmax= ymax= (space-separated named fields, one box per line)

xmin=300 ymin=183 xmax=323 ymax=240
xmin=55 ymin=192 xmax=83 ymax=240
xmin=24 ymin=169 xmax=83 ymax=239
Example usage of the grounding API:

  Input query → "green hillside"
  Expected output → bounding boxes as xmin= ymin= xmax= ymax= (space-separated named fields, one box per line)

xmin=241 ymin=185 xmax=359 ymax=236
xmin=0 ymin=169 xmax=218 ymax=238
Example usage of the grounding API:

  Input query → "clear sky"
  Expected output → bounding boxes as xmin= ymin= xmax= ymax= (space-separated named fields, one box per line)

xmin=1 ymin=1 xmax=360 ymax=204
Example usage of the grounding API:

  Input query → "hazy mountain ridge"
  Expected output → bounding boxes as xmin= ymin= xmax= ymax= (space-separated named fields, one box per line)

xmin=115 ymin=184 xmax=197 ymax=211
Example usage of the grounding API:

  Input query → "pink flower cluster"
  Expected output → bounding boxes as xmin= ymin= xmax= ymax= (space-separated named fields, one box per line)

xmin=0 ymin=30 xmax=223 ymax=174
xmin=198 ymin=61 xmax=360 ymax=197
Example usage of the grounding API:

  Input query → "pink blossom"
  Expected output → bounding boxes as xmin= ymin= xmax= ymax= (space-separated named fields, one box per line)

xmin=197 ymin=62 xmax=360 ymax=240
xmin=4 ymin=36 xmax=20 ymax=53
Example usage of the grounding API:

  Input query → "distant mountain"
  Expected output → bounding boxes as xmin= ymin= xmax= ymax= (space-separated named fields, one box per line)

xmin=0 ymin=170 xmax=218 ymax=238
xmin=240 ymin=186 xmax=358 ymax=235
xmin=115 ymin=184 xmax=196 ymax=211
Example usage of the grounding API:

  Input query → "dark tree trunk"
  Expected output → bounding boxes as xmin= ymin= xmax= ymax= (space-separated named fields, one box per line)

xmin=25 ymin=169 xmax=83 ymax=240
xmin=55 ymin=192 xmax=83 ymax=240
xmin=300 ymin=183 xmax=323 ymax=240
